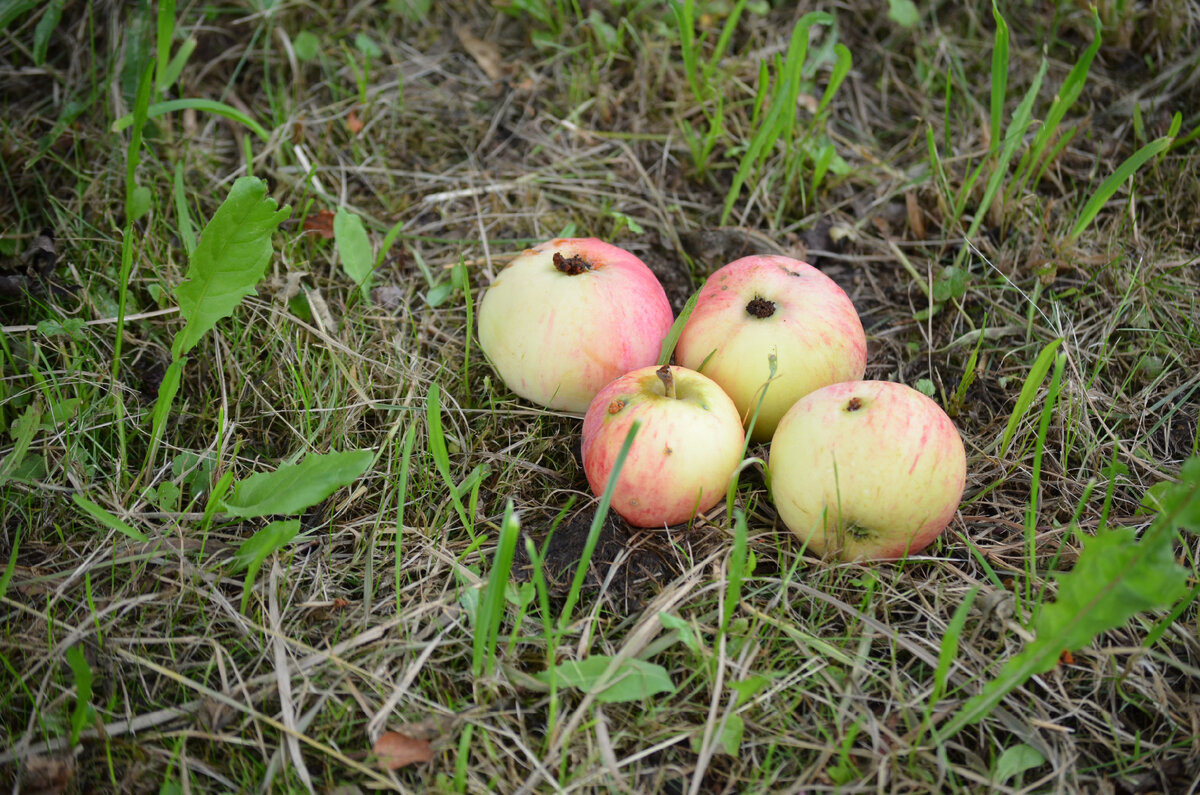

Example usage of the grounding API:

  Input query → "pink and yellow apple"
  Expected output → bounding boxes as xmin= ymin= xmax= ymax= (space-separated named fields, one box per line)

xmin=581 ymin=365 xmax=744 ymax=527
xmin=674 ymin=255 xmax=866 ymax=441
xmin=768 ymin=380 xmax=967 ymax=560
xmin=478 ymin=238 xmax=673 ymax=412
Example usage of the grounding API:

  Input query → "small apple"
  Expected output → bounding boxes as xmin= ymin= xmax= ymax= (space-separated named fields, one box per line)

xmin=478 ymin=238 xmax=674 ymax=412
xmin=582 ymin=365 xmax=745 ymax=528
xmin=674 ymin=255 xmax=866 ymax=441
xmin=768 ymin=380 xmax=966 ymax=560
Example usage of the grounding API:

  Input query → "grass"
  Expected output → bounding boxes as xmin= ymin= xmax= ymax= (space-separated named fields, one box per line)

xmin=2 ymin=0 xmax=1200 ymax=792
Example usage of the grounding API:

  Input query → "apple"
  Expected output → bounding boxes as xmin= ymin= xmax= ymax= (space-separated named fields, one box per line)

xmin=768 ymin=380 xmax=966 ymax=560
xmin=674 ymin=255 xmax=866 ymax=441
xmin=581 ymin=365 xmax=745 ymax=527
xmin=477 ymin=238 xmax=674 ymax=413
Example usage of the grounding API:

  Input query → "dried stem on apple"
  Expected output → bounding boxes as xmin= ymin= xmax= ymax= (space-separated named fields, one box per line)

xmin=656 ymin=364 xmax=676 ymax=399
xmin=552 ymin=252 xmax=591 ymax=275
xmin=745 ymin=296 xmax=776 ymax=318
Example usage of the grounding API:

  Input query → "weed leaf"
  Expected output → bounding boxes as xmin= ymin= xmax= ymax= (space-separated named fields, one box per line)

xmin=0 ymin=403 xmax=41 ymax=488
xmin=222 ymin=449 xmax=373 ymax=518
xmin=940 ymin=457 xmax=1198 ymax=737
xmin=334 ymin=207 xmax=374 ymax=299
xmin=536 ymin=655 xmax=675 ymax=703
xmin=992 ymin=743 xmax=1044 ymax=785
xmin=172 ymin=177 xmax=291 ymax=357
xmin=658 ymin=289 xmax=700 ymax=366
xmin=231 ymin=519 xmax=302 ymax=572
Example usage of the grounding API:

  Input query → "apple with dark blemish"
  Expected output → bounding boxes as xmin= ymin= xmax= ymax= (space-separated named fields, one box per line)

xmin=478 ymin=238 xmax=673 ymax=412
xmin=582 ymin=365 xmax=744 ymax=527
xmin=768 ymin=380 xmax=967 ymax=560
xmin=675 ymin=255 xmax=866 ymax=441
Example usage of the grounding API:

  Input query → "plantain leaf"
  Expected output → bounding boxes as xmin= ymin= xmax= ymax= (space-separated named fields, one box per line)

xmin=222 ymin=449 xmax=373 ymax=518
xmin=172 ymin=177 xmax=291 ymax=357
xmin=536 ymin=654 xmax=675 ymax=703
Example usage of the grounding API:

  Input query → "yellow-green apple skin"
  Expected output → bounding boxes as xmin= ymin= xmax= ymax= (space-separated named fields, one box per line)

xmin=768 ymin=381 xmax=967 ymax=560
xmin=582 ymin=365 xmax=744 ymax=528
xmin=674 ymin=255 xmax=866 ymax=441
xmin=478 ymin=238 xmax=674 ymax=413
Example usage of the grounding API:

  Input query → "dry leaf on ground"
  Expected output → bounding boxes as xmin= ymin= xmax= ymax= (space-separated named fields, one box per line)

xmin=346 ymin=108 xmax=364 ymax=135
xmin=372 ymin=730 xmax=434 ymax=770
xmin=455 ymin=26 xmax=507 ymax=81
xmin=303 ymin=210 xmax=336 ymax=239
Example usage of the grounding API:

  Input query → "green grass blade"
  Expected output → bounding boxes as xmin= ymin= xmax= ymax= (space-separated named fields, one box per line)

xmin=112 ymin=98 xmax=272 ymax=141
xmin=1067 ymin=121 xmax=1179 ymax=244
xmin=73 ymin=494 xmax=148 ymax=543
xmin=997 ymin=337 xmax=1062 ymax=458
xmin=558 ymin=420 xmax=640 ymax=634
xmin=473 ymin=500 xmax=521 ymax=676
xmin=426 ymin=383 xmax=472 ymax=530
xmin=65 ymin=645 xmax=94 ymax=746
xmin=989 ymin=1 xmax=1008 ymax=159
xmin=658 ymin=289 xmax=700 ymax=366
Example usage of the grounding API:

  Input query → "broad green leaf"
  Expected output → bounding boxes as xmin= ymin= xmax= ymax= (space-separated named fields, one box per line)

xmin=129 ymin=184 xmax=152 ymax=222
xmin=536 ymin=655 xmax=675 ymax=703
xmin=993 ymin=743 xmax=1044 ymax=784
xmin=231 ymin=518 xmax=302 ymax=614
xmin=334 ymin=207 xmax=374 ymax=299
xmin=230 ymin=519 xmax=303 ymax=572
xmin=33 ymin=0 xmax=65 ymax=66
xmin=293 ymin=31 xmax=320 ymax=61
xmin=659 ymin=612 xmax=702 ymax=655
xmin=222 ymin=449 xmax=373 ymax=518
xmin=729 ymin=675 xmax=769 ymax=707
xmin=887 ymin=0 xmax=919 ymax=27
xmin=354 ymin=33 xmax=382 ymax=58
xmin=0 ymin=403 xmax=41 ymax=488
xmin=172 ymin=177 xmax=291 ymax=357
xmin=720 ymin=713 xmax=745 ymax=756
xmin=73 ymin=493 xmax=149 ymax=542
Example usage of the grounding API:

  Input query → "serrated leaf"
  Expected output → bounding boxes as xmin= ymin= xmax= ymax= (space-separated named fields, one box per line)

xmin=172 ymin=177 xmax=291 ymax=357
xmin=939 ymin=458 xmax=1199 ymax=738
xmin=536 ymin=655 xmax=675 ymax=703
xmin=222 ymin=449 xmax=373 ymax=518
xmin=334 ymin=207 xmax=374 ymax=299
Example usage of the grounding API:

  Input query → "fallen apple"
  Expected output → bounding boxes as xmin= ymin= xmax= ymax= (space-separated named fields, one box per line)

xmin=478 ymin=238 xmax=674 ymax=412
xmin=674 ymin=255 xmax=866 ymax=441
xmin=582 ymin=365 xmax=745 ymax=527
xmin=768 ymin=380 xmax=966 ymax=560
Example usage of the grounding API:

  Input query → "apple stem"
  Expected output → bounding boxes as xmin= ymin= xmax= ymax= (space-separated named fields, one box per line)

xmin=656 ymin=364 xmax=676 ymax=399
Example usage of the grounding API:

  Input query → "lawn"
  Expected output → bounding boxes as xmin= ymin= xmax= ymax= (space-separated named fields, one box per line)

xmin=1 ymin=1 xmax=1199 ymax=792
